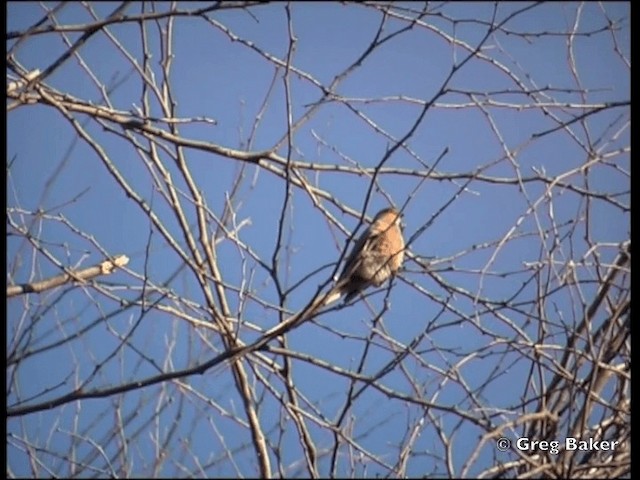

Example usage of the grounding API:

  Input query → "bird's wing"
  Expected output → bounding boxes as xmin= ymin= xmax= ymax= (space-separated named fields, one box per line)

xmin=338 ymin=226 xmax=378 ymax=282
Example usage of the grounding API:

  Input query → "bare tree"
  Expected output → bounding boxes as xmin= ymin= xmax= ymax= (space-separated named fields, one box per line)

xmin=7 ymin=2 xmax=629 ymax=478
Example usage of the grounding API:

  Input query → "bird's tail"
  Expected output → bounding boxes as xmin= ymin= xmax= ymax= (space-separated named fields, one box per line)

xmin=323 ymin=288 xmax=343 ymax=306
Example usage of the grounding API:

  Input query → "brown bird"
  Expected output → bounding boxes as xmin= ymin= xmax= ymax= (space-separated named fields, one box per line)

xmin=325 ymin=207 xmax=405 ymax=305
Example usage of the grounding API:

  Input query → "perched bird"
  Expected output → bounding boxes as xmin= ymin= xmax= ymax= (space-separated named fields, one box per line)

xmin=326 ymin=207 xmax=405 ymax=305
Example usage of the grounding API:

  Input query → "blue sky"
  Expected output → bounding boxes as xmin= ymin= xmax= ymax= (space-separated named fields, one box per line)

xmin=7 ymin=2 xmax=629 ymax=477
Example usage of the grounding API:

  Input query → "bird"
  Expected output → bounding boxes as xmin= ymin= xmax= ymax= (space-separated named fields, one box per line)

xmin=325 ymin=207 xmax=405 ymax=305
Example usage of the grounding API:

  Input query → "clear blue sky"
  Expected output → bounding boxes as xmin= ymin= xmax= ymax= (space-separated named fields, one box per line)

xmin=7 ymin=2 xmax=629 ymax=477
